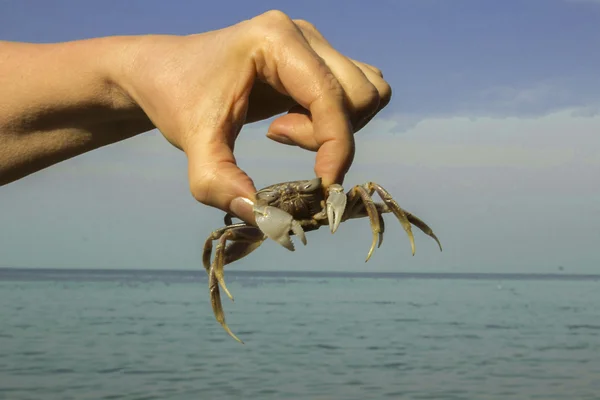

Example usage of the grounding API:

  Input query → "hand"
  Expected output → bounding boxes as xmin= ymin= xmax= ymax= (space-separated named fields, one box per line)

xmin=114 ymin=10 xmax=391 ymax=223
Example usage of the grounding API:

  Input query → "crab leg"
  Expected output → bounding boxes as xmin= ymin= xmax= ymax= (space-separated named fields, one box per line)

xmin=346 ymin=185 xmax=382 ymax=262
xmin=343 ymin=192 xmax=387 ymax=250
xmin=211 ymin=235 xmax=235 ymax=302
xmin=377 ymin=213 xmax=385 ymax=247
xmin=345 ymin=200 xmax=441 ymax=253
xmin=348 ymin=182 xmax=414 ymax=256
xmin=206 ymin=226 xmax=266 ymax=344
xmin=223 ymin=239 xmax=267 ymax=265
xmin=404 ymin=211 xmax=442 ymax=252
xmin=207 ymin=226 xmax=266 ymax=301
xmin=203 ymin=223 xmax=247 ymax=273
xmin=368 ymin=182 xmax=442 ymax=255
xmin=208 ymin=267 xmax=243 ymax=344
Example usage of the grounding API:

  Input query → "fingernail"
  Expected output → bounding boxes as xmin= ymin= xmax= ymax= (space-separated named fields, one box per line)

xmin=230 ymin=197 xmax=255 ymax=224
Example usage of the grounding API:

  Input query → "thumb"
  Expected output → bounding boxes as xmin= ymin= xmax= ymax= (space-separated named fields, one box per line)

xmin=186 ymin=139 xmax=257 ymax=224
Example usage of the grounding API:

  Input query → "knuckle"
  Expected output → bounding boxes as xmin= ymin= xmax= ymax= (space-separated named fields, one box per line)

xmin=378 ymin=80 xmax=392 ymax=107
xmin=369 ymin=65 xmax=383 ymax=77
xmin=294 ymin=19 xmax=327 ymax=43
xmin=294 ymin=19 xmax=318 ymax=33
xmin=353 ymin=82 xmax=381 ymax=115
xmin=249 ymin=10 xmax=296 ymax=49
xmin=255 ymin=9 xmax=294 ymax=27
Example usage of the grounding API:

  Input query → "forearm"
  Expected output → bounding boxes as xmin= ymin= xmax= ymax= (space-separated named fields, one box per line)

xmin=0 ymin=38 xmax=153 ymax=185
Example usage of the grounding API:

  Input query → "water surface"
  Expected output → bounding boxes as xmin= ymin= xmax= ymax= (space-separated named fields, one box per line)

xmin=1 ymin=269 xmax=599 ymax=399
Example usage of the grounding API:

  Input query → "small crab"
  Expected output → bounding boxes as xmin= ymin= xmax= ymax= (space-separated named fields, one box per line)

xmin=203 ymin=178 xmax=442 ymax=343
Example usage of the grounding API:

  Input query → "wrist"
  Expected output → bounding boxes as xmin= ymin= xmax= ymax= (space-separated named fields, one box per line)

xmin=92 ymin=35 xmax=147 ymax=114
xmin=78 ymin=35 xmax=155 ymax=142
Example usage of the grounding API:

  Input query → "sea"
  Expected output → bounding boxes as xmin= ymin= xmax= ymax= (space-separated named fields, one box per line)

xmin=1 ymin=268 xmax=599 ymax=400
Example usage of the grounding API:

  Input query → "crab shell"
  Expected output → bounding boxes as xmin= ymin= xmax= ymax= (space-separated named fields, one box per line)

xmin=252 ymin=177 xmax=347 ymax=251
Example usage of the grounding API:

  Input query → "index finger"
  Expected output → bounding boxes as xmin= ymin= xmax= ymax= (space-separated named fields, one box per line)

xmin=248 ymin=11 xmax=355 ymax=187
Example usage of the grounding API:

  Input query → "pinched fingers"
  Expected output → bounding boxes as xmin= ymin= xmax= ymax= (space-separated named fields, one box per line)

xmin=183 ymin=11 xmax=390 ymax=220
xmin=249 ymin=10 xmax=355 ymax=186
xmin=294 ymin=19 xmax=390 ymax=123
xmin=349 ymin=60 xmax=392 ymax=130
xmin=266 ymin=18 xmax=391 ymax=154
xmin=352 ymin=59 xmax=384 ymax=78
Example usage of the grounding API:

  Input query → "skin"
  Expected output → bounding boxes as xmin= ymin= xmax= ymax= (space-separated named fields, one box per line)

xmin=0 ymin=10 xmax=391 ymax=224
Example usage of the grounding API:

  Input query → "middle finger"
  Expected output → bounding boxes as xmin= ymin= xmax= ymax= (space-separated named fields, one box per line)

xmin=267 ymin=20 xmax=390 ymax=148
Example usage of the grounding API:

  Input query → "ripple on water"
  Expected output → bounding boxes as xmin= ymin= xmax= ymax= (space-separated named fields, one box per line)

xmin=2 ymin=276 xmax=600 ymax=400
xmin=567 ymin=324 xmax=600 ymax=330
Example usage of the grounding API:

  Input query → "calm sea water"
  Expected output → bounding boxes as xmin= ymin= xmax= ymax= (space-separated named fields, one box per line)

xmin=1 ymin=268 xmax=599 ymax=400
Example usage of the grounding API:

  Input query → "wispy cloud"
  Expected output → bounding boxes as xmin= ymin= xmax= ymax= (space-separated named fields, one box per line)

xmin=240 ymin=107 xmax=599 ymax=171
xmin=46 ymin=106 xmax=600 ymax=183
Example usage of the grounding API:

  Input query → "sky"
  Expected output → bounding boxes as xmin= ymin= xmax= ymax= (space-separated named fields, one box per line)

xmin=1 ymin=0 xmax=599 ymax=274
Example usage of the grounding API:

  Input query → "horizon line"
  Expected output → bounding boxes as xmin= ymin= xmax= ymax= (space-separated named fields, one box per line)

xmin=1 ymin=267 xmax=599 ymax=281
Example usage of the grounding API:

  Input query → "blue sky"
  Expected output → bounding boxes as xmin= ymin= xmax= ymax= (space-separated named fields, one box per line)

xmin=1 ymin=0 xmax=599 ymax=274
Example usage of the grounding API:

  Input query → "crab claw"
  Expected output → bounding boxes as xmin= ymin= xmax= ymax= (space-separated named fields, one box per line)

xmin=326 ymin=184 xmax=347 ymax=234
xmin=254 ymin=204 xmax=306 ymax=251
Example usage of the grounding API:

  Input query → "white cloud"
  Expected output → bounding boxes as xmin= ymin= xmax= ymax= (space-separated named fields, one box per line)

xmin=475 ymin=83 xmax=566 ymax=111
xmin=36 ymin=105 xmax=600 ymax=190
xmin=42 ymin=106 xmax=600 ymax=185
xmin=236 ymin=107 xmax=600 ymax=171
xmin=439 ymin=79 xmax=600 ymax=124
xmin=4 ymin=106 xmax=600 ymax=272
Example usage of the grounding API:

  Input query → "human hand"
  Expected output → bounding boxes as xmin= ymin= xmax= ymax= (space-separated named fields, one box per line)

xmin=113 ymin=10 xmax=391 ymax=223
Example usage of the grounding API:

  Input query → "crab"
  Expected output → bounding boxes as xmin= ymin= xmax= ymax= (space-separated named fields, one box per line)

xmin=202 ymin=178 xmax=442 ymax=343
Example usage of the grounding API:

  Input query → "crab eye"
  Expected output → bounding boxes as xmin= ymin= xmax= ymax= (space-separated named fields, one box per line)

xmin=258 ymin=191 xmax=279 ymax=201
xmin=301 ymin=178 xmax=321 ymax=192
